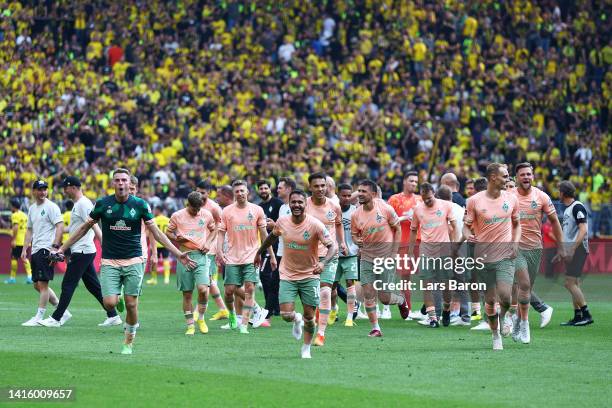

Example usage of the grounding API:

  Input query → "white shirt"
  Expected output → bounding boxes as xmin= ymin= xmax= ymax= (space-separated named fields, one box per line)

xmin=450 ymin=202 xmax=464 ymax=231
xmin=278 ymin=43 xmax=296 ymax=62
xmin=27 ymin=199 xmax=62 ymax=254
xmin=276 ymin=203 xmax=292 ymax=256
xmin=341 ymin=205 xmax=359 ymax=257
xmin=69 ymin=196 xmax=97 ymax=254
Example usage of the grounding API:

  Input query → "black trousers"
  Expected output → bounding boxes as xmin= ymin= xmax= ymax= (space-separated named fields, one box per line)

xmin=52 ymin=252 xmax=117 ymax=321
xmin=260 ymin=255 xmax=280 ymax=318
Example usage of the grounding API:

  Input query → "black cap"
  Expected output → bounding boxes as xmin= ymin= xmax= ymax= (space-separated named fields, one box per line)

xmin=62 ymin=176 xmax=82 ymax=188
xmin=32 ymin=180 xmax=48 ymax=190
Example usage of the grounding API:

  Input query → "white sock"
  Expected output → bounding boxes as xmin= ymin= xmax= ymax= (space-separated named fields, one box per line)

xmin=236 ymin=316 xmax=243 ymax=324
xmin=36 ymin=308 xmax=46 ymax=319
xmin=372 ymin=322 xmax=380 ymax=331
xmin=301 ymin=344 xmax=310 ymax=353
xmin=295 ymin=312 xmax=303 ymax=323
xmin=383 ymin=305 xmax=391 ymax=312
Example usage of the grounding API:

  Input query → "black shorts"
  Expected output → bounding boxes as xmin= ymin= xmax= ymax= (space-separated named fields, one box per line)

xmin=157 ymin=248 xmax=169 ymax=258
xmin=565 ymin=246 xmax=588 ymax=278
xmin=31 ymin=249 xmax=54 ymax=282
xmin=11 ymin=246 xmax=23 ymax=259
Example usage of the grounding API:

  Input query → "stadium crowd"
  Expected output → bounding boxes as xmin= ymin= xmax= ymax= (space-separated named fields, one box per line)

xmin=0 ymin=0 xmax=610 ymax=235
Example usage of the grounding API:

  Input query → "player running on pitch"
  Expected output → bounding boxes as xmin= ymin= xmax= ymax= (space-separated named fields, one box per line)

xmin=166 ymin=192 xmax=216 ymax=335
xmin=53 ymin=168 xmax=196 ymax=355
xmin=409 ymin=183 xmax=459 ymax=328
xmin=255 ymin=190 xmax=338 ymax=359
xmin=351 ymin=179 xmax=407 ymax=337
xmin=463 ymin=163 xmax=521 ymax=350
xmin=510 ymin=163 xmax=564 ymax=343
xmin=305 ymin=173 xmax=346 ymax=346
xmin=217 ymin=180 xmax=276 ymax=334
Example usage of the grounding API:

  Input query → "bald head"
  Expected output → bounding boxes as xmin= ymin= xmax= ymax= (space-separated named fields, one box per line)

xmin=440 ymin=173 xmax=459 ymax=192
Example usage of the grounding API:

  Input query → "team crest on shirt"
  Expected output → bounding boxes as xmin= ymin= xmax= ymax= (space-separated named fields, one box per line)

xmin=531 ymin=200 xmax=538 ymax=209
xmin=129 ymin=208 xmax=136 ymax=218
xmin=326 ymin=210 xmax=335 ymax=221
xmin=436 ymin=209 xmax=442 ymax=217
xmin=502 ymin=202 xmax=509 ymax=212
xmin=247 ymin=212 xmax=254 ymax=222
xmin=198 ymin=219 xmax=205 ymax=227
xmin=303 ymin=231 xmax=311 ymax=240
xmin=107 ymin=206 xmax=112 ymax=214
xmin=41 ymin=209 xmax=45 ymax=216
xmin=376 ymin=212 xmax=383 ymax=223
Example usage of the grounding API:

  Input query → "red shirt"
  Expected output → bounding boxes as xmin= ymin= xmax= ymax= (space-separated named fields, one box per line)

xmin=108 ymin=45 xmax=124 ymax=67
xmin=387 ymin=192 xmax=422 ymax=245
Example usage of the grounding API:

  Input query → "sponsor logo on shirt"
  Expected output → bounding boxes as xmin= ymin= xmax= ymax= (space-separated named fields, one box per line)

xmin=519 ymin=210 xmax=537 ymax=220
xmin=110 ymin=219 xmax=131 ymax=231
xmin=423 ymin=220 xmax=443 ymax=229
xmin=234 ymin=225 xmax=256 ymax=231
xmin=287 ymin=241 xmax=308 ymax=250
xmin=366 ymin=226 xmax=386 ymax=235
xmin=484 ymin=215 xmax=510 ymax=225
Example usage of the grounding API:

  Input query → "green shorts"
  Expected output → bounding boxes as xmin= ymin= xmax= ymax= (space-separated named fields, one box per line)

xmin=515 ymin=248 xmax=543 ymax=283
xmin=177 ymin=252 xmax=210 ymax=291
xmin=206 ymin=254 xmax=218 ymax=281
xmin=419 ymin=256 xmax=452 ymax=281
xmin=100 ymin=262 xmax=145 ymax=298
xmin=335 ymin=256 xmax=358 ymax=282
xmin=224 ymin=263 xmax=258 ymax=286
xmin=360 ymin=259 xmax=397 ymax=292
xmin=279 ymin=278 xmax=320 ymax=307
xmin=480 ymin=258 xmax=515 ymax=287
xmin=318 ymin=256 xmax=338 ymax=285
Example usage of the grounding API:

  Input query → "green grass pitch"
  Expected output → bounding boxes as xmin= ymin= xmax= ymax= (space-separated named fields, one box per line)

xmin=1 ymin=274 xmax=610 ymax=407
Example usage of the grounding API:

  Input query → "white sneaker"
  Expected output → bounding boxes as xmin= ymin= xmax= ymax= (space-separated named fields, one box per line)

xmin=511 ymin=314 xmax=521 ymax=341
xmin=356 ymin=309 xmax=369 ymax=320
xmin=251 ymin=307 xmax=268 ymax=328
xmin=60 ymin=310 xmax=72 ymax=326
xmin=22 ymin=316 xmax=42 ymax=326
xmin=449 ymin=316 xmax=461 ymax=325
xmin=450 ymin=318 xmax=471 ymax=326
xmin=501 ymin=313 xmax=513 ymax=337
xmin=38 ymin=317 xmax=61 ymax=327
xmin=520 ymin=320 xmax=531 ymax=344
xmin=220 ymin=323 xmax=231 ymax=330
xmin=408 ymin=310 xmax=427 ymax=320
xmin=540 ymin=307 xmax=553 ymax=328
xmin=381 ymin=306 xmax=392 ymax=320
xmin=292 ymin=313 xmax=303 ymax=340
xmin=98 ymin=316 xmax=123 ymax=327
xmin=470 ymin=320 xmax=491 ymax=331
xmin=417 ymin=317 xmax=432 ymax=326
xmin=492 ymin=331 xmax=503 ymax=350
xmin=301 ymin=344 xmax=311 ymax=359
